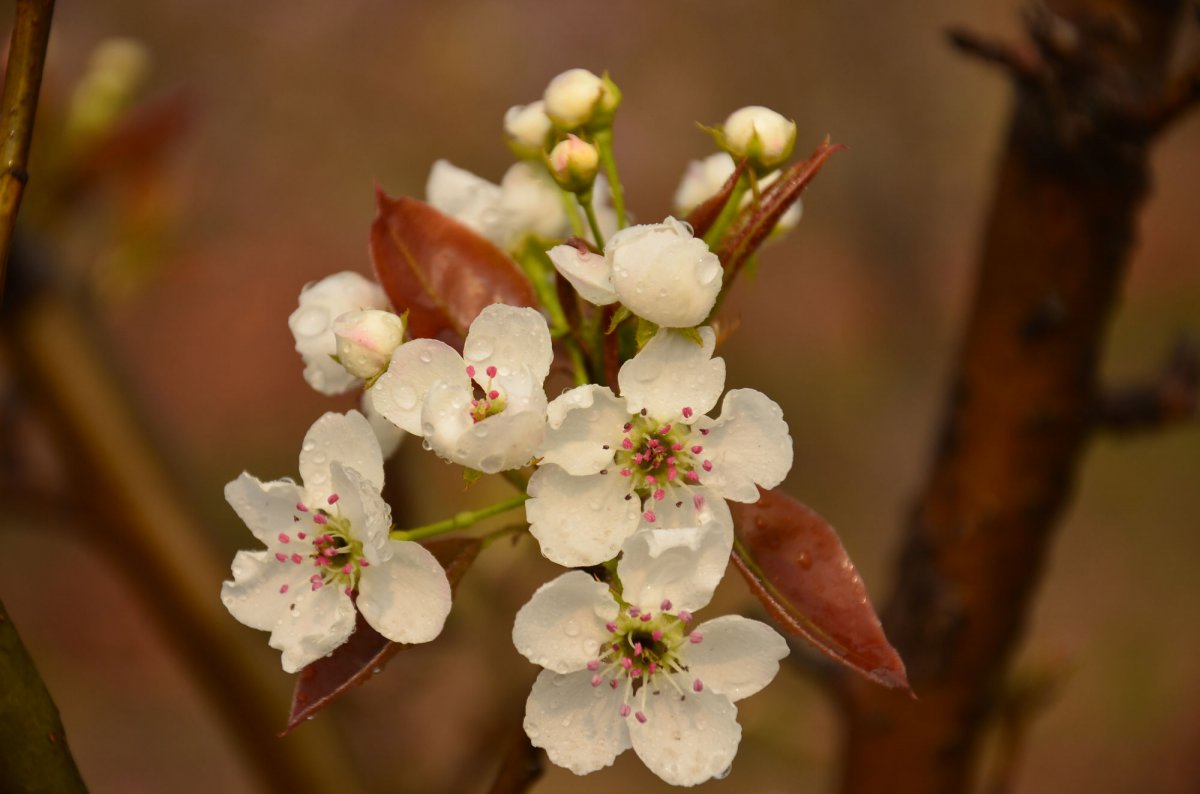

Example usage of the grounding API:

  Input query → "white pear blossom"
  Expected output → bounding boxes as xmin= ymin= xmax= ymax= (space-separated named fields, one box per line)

xmin=221 ymin=411 xmax=451 ymax=672
xmin=513 ymin=523 xmax=789 ymax=786
xmin=547 ymin=217 xmax=722 ymax=329
xmin=288 ymin=271 xmax=389 ymax=395
xmin=427 ymin=159 xmax=616 ymax=251
xmin=371 ymin=303 xmax=552 ymax=474
xmin=504 ymin=100 xmax=553 ymax=155
xmin=527 ymin=326 xmax=792 ymax=567
xmin=361 ymin=389 xmax=405 ymax=460
xmin=673 ymin=152 xmax=802 ymax=233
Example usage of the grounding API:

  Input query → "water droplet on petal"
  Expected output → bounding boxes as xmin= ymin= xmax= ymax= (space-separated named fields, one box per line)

xmin=418 ymin=349 xmax=433 ymax=364
xmin=394 ymin=385 xmax=417 ymax=410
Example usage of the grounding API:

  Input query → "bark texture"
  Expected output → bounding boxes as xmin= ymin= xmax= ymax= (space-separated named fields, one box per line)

xmin=839 ymin=2 xmax=1192 ymax=792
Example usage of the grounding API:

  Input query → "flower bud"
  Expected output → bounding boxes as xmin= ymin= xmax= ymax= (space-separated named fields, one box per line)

xmin=545 ymin=134 xmax=600 ymax=193
xmin=289 ymin=272 xmax=388 ymax=395
xmin=543 ymin=68 xmax=621 ymax=131
xmin=333 ymin=309 xmax=406 ymax=380
xmin=504 ymin=100 xmax=553 ymax=158
xmin=607 ymin=217 xmax=722 ymax=328
xmin=720 ymin=105 xmax=797 ymax=171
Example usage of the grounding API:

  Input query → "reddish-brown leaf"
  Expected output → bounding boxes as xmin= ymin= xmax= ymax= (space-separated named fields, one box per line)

xmin=718 ymin=140 xmax=846 ymax=276
xmin=730 ymin=488 xmax=910 ymax=691
xmin=369 ymin=190 xmax=538 ymax=345
xmin=282 ymin=536 xmax=482 ymax=734
xmin=682 ymin=158 xmax=750 ymax=239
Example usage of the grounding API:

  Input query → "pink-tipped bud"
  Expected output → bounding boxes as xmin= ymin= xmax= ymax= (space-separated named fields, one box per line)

xmin=333 ymin=309 xmax=406 ymax=379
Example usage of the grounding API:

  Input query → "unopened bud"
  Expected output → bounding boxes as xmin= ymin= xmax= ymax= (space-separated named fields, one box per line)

xmin=546 ymin=134 xmax=600 ymax=193
xmin=543 ymin=68 xmax=621 ymax=131
xmin=333 ymin=309 xmax=406 ymax=380
xmin=504 ymin=100 xmax=553 ymax=159
xmin=720 ymin=105 xmax=797 ymax=171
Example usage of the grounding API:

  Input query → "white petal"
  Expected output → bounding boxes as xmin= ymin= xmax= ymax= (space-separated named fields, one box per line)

xmin=618 ymin=326 xmax=725 ymax=423
xmin=361 ymin=389 xmax=405 ymax=459
xmin=628 ymin=680 xmax=741 ymax=786
xmin=328 ymin=462 xmax=392 ymax=566
xmin=269 ymin=581 xmax=358 ymax=673
xmin=224 ymin=473 xmax=304 ymax=547
xmin=424 ymin=381 xmax=547 ymax=473
xmin=548 ymin=244 xmax=618 ymax=307
xmin=608 ymin=218 xmax=722 ymax=328
xmin=513 ymin=571 xmax=618 ymax=673
xmin=539 ymin=385 xmax=626 ymax=475
xmin=288 ymin=271 xmax=387 ymax=396
xmin=673 ymin=153 xmax=736 ymax=215
xmin=371 ymin=339 xmax=467 ymax=435
xmin=697 ymin=389 xmax=793 ymax=502
xmin=298 ymin=411 xmax=384 ymax=504
xmin=221 ymin=550 xmax=308 ymax=632
xmin=526 ymin=465 xmax=642 ymax=567
xmin=356 ymin=540 xmax=452 ymax=645
xmin=495 ymin=162 xmax=570 ymax=244
xmin=524 ymin=669 xmax=630 ymax=776
xmin=683 ymin=615 xmax=788 ymax=703
xmin=426 ymin=159 xmax=502 ymax=241
xmin=617 ymin=496 xmax=733 ymax=614
xmin=462 ymin=304 xmax=553 ymax=386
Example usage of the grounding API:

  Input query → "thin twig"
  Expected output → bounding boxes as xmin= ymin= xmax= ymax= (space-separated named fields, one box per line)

xmin=0 ymin=0 xmax=55 ymax=304
xmin=1095 ymin=335 xmax=1199 ymax=432
xmin=946 ymin=26 xmax=1043 ymax=82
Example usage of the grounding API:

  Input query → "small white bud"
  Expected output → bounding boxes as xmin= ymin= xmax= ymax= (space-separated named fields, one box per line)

xmin=721 ymin=105 xmax=797 ymax=171
xmin=333 ymin=309 xmax=406 ymax=380
xmin=546 ymin=134 xmax=600 ymax=193
xmin=543 ymin=68 xmax=621 ymax=131
xmin=504 ymin=100 xmax=553 ymax=156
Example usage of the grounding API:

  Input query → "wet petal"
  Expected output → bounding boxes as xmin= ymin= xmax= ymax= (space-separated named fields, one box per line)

xmin=357 ymin=540 xmax=452 ymax=645
xmin=539 ymin=385 xmax=626 ymax=475
xmin=221 ymin=550 xmax=308 ymax=633
xmin=426 ymin=159 xmax=502 ymax=241
xmin=269 ymin=579 xmax=357 ymax=673
xmin=617 ymin=497 xmax=733 ymax=613
xmin=628 ymin=680 xmax=740 ymax=786
xmin=527 ymin=465 xmax=641 ymax=567
xmin=224 ymin=473 xmax=304 ymax=547
xmin=683 ymin=615 xmax=788 ymax=703
xmin=548 ymin=244 xmax=618 ymax=307
xmin=424 ymin=381 xmax=547 ymax=473
xmin=372 ymin=339 xmax=467 ymax=435
xmin=462 ymin=304 xmax=553 ymax=386
xmin=524 ymin=669 xmax=630 ymax=776
xmin=513 ymin=571 xmax=617 ymax=673
xmin=299 ymin=411 xmax=384 ymax=504
xmin=328 ymin=462 xmax=392 ymax=566
xmin=696 ymin=389 xmax=792 ymax=502
xmin=618 ymin=326 xmax=724 ymax=423
xmin=361 ymin=389 xmax=405 ymax=459
xmin=288 ymin=271 xmax=387 ymax=396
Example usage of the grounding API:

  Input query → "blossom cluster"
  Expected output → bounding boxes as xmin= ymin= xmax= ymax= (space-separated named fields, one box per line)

xmin=221 ymin=68 xmax=807 ymax=786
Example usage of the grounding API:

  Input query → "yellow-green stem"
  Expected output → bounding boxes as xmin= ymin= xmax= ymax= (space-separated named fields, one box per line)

xmin=702 ymin=173 xmax=750 ymax=250
xmin=594 ymin=128 xmax=627 ymax=229
xmin=391 ymin=493 xmax=530 ymax=542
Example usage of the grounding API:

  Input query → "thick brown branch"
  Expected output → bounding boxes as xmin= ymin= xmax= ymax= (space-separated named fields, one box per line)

xmin=839 ymin=2 xmax=1189 ymax=793
xmin=1095 ymin=335 xmax=1199 ymax=432
xmin=0 ymin=0 xmax=55 ymax=304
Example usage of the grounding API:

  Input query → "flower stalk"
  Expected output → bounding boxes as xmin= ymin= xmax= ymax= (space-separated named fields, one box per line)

xmin=391 ymin=493 xmax=530 ymax=542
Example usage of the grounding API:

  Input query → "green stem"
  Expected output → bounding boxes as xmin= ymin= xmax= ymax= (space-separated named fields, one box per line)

xmin=559 ymin=188 xmax=586 ymax=237
xmin=593 ymin=127 xmax=627 ymax=229
xmin=390 ymin=493 xmax=530 ymax=542
xmin=702 ymin=173 xmax=750 ymax=250
xmin=578 ymin=189 xmax=606 ymax=250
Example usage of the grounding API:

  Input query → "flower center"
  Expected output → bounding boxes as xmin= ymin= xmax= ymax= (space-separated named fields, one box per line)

xmin=586 ymin=598 xmax=705 ymax=723
xmin=614 ymin=406 xmax=714 ymax=522
xmin=273 ymin=493 xmax=369 ymax=596
xmin=466 ymin=364 xmax=507 ymax=423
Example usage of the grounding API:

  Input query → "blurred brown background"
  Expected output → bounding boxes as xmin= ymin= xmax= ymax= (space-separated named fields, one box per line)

xmin=1 ymin=1 xmax=1198 ymax=792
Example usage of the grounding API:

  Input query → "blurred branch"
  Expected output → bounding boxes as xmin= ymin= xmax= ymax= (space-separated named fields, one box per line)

xmin=981 ymin=660 xmax=1072 ymax=794
xmin=0 ymin=595 xmax=88 ymax=794
xmin=486 ymin=724 xmax=544 ymax=794
xmin=1095 ymin=335 xmax=1199 ymax=432
xmin=2 ymin=280 xmax=362 ymax=794
xmin=839 ymin=2 xmax=1195 ymax=793
xmin=0 ymin=0 xmax=54 ymax=303
xmin=947 ymin=27 xmax=1042 ymax=82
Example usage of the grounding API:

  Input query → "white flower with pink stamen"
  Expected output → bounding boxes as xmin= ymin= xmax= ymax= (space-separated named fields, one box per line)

xmin=526 ymin=326 xmax=792 ymax=567
xmin=220 ymin=410 xmax=451 ymax=673
xmin=371 ymin=303 xmax=553 ymax=474
xmin=513 ymin=522 xmax=789 ymax=786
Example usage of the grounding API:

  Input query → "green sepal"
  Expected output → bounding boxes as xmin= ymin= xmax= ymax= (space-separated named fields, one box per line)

xmin=635 ymin=317 xmax=659 ymax=350
xmin=672 ymin=326 xmax=705 ymax=346
xmin=462 ymin=468 xmax=483 ymax=488
xmin=606 ymin=305 xmax=632 ymax=334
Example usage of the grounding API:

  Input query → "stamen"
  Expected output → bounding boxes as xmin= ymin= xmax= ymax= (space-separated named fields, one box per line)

xmin=702 ymin=460 xmax=713 ymax=472
xmin=686 ymin=470 xmax=700 ymax=483
xmin=653 ymin=488 xmax=665 ymax=501
xmin=643 ymin=510 xmax=656 ymax=523
xmin=659 ymin=424 xmax=672 ymax=435
xmin=635 ymin=711 xmax=647 ymax=723
xmin=279 ymin=584 xmax=289 ymax=594
xmin=275 ymin=552 xmax=287 ymax=562
xmin=341 ymin=563 xmax=353 ymax=575
xmin=622 ymin=438 xmax=633 ymax=450
xmin=682 ymin=406 xmax=693 ymax=418
xmin=277 ymin=533 xmax=290 ymax=544
xmin=689 ymin=632 xmax=704 ymax=644
xmin=605 ymin=621 xmax=619 ymax=632
xmin=691 ymin=445 xmax=703 ymax=454
xmin=620 ymin=468 xmax=631 ymax=477
xmin=486 ymin=366 xmax=497 ymax=378
xmin=693 ymin=494 xmax=705 ymax=511
xmin=327 ymin=493 xmax=340 ymax=505
xmin=652 ymin=629 xmax=664 ymax=642
xmin=591 ymin=675 xmax=603 ymax=687
xmin=639 ymin=612 xmax=652 ymax=623
xmin=313 ymin=514 xmax=328 ymax=525
xmin=628 ymin=607 xmax=640 ymax=617
xmin=488 ymin=389 xmax=499 ymax=400
xmin=295 ymin=502 xmax=309 ymax=512
xmin=587 ymin=660 xmax=601 ymax=671
xmin=661 ymin=599 xmax=673 ymax=611
xmin=645 ymin=474 xmax=656 ymax=485
xmin=678 ymin=610 xmax=693 ymax=623
xmin=311 ymin=581 xmax=323 ymax=591
xmin=291 ymin=553 xmax=303 ymax=564
xmin=465 ymin=365 xmax=475 ymax=377
xmin=693 ymin=678 xmax=704 ymax=692
xmin=619 ymin=704 xmax=632 ymax=718
xmin=297 ymin=532 xmax=306 ymax=540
